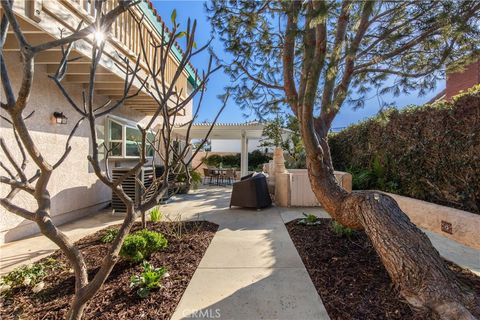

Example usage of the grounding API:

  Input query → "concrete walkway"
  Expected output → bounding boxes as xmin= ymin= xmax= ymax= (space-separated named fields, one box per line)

xmin=166 ymin=189 xmax=330 ymax=320
xmin=1 ymin=187 xmax=479 ymax=319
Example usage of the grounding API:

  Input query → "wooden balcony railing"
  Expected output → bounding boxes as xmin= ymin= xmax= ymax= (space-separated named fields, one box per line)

xmin=4 ymin=0 xmax=194 ymax=114
xmin=63 ymin=0 xmax=189 ymax=98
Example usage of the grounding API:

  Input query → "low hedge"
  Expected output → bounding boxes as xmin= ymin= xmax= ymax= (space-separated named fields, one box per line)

xmin=329 ymin=85 xmax=480 ymax=214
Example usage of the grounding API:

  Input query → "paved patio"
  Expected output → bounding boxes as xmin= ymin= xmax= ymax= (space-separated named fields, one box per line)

xmin=1 ymin=187 xmax=479 ymax=319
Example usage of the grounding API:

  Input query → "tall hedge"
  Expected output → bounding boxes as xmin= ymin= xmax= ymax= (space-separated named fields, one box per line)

xmin=329 ymin=86 xmax=480 ymax=214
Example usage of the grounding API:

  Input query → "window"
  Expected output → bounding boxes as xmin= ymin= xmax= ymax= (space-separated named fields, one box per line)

xmin=126 ymin=126 xmax=141 ymax=157
xmin=108 ymin=120 xmax=123 ymax=156
xmin=106 ymin=117 xmax=156 ymax=158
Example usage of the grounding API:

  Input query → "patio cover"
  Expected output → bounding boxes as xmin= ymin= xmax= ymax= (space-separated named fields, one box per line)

xmin=174 ymin=122 xmax=289 ymax=177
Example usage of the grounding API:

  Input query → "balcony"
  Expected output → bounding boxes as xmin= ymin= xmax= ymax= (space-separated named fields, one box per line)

xmin=2 ymin=0 xmax=197 ymax=115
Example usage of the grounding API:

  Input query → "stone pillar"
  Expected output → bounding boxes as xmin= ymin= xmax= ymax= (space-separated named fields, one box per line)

xmin=269 ymin=147 xmax=288 ymax=202
xmin=273 ymin=147 xmax=287 ymax=175
xmin=240 ymin=132 xmax=248 ymax=178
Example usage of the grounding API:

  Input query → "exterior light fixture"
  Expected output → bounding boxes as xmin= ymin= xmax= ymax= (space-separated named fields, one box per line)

xmin=53 ymin=112 xmax=68 ymax=125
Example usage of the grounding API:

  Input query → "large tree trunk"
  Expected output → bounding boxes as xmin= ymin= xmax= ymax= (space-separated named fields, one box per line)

xmin=304 ymin=130 xmax=480 ymax=319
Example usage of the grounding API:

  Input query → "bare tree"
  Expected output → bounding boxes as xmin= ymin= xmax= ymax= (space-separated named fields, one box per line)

xmin=209 ymin=1 xmax=480 ymax=319
xmin=0 ymin=0 xmax=225 ymax=318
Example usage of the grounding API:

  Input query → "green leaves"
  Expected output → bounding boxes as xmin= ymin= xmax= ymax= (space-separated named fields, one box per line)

xmin=329 ymin=86 xmax=480 ymax=214
xmin=0 ymin=257 xmax=61 ymax=295
xmin=130 ymin=261 xmax=169 ymax=298
xmin=101 ymin=228 xmax=119 ymax=243
xmin=120 ymin=230 xmax=168 ymax=263
xmin=298 ymin=213 xmax=320 ymax=225
xmin=171 ymin=9 xmax=177 ymax=24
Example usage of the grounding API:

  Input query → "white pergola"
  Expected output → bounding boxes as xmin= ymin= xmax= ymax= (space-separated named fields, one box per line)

xmin=174 ymin=122 xmax=280 ymax=177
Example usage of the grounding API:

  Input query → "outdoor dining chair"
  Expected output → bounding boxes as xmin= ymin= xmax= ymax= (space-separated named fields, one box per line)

xmin=224 ymin=168 xmax=236 ymax=185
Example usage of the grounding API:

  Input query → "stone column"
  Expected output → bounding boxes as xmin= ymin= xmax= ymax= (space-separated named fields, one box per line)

xmin=240 ymin=132 xmax=248 ymax=178
xmin=269 ymin=147 xmax=288 ymax=202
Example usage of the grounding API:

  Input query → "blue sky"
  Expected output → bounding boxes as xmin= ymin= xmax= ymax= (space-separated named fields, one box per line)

xmin=153 ymin=1 xmax=444 ymax=129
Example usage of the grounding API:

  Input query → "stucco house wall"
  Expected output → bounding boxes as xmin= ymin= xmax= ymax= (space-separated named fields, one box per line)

xmin=0 ymin=51 xmax=193 ymax=243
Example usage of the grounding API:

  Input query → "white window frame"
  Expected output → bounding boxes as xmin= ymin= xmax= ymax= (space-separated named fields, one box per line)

xmin=105 ymin=115 xmax=155 ymax=159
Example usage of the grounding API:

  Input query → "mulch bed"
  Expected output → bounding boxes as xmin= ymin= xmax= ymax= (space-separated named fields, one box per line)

xmin=1 ymin=221 xmax=218 ymax=320
xmin=286 ymin=218 xmax=480 ymax=320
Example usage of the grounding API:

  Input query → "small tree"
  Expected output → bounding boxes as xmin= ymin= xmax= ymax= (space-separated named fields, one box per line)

xmin=209 ymin=0 xmax=480 ymax=318
xmin=0 ymin=1 xmax=225 ymax=319
xmin=260 ymin=114 xmax=305 ymax=168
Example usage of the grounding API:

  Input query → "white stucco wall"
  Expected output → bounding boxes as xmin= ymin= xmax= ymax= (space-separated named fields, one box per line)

xmin=0 ymin=52 xmax=193 ymax=243
xmin=210 ymin=139 xmax=270 ymax=153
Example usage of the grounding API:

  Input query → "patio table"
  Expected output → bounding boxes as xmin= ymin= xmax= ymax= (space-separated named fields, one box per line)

xmin=208 ymin=168 xmax=238 ymax=186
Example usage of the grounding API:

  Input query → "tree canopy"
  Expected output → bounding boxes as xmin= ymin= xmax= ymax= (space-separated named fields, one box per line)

xmin=208 ymin=0 xmax=480 ymax=120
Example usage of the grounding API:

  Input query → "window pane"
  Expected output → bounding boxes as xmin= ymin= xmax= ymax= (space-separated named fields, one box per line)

xmin=146 ymin=132 xmax=155 ymax=157
xmin=126 ymin=127 xmax=141 ymax=157
xmin=109 ymin=142 xmax=122 ymax=156
xmin=109 ymin=121 xmax=122 ymax=140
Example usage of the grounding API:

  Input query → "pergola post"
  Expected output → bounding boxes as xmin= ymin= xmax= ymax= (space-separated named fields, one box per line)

xmin=240 ymin=131 xmax=248 ymax=178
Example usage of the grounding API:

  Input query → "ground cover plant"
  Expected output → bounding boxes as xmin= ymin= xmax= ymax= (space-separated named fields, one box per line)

xmin=0 ymin=221 xmax=217 ymax=319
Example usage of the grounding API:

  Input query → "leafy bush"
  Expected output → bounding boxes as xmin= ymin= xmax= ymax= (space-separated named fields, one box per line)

xmin=101 ymin=228 xmax=119 ymax=243
xmin=120 ymin=235 xmax=147 ymax=262
xmin=222 ymin=154 xmax=241 ymax=167
xmin=329 ymin=86 xmax=480 ymax=214
xmin=190 ymin=170 xmax=202 ymax=189
xmin=0 ymin=258 xmax=60 ymax=295
xmin=149 ymin=207 xmax=162 ymax=223
xmin=204 ymin=154 xmax=224 ymax=167
xmin=331 ymin=220 xmax=354 ymax=238
xmin=130 ymin=261 xmax=169 ymax=298
xmin=176 ymin=169 xmax=203 ymax=193
xmin=248 ymin=150 xmax=272 ymax=171
xmin=120 ymin=230 xmax=168 ymax=263
xmin=203 ymin=154 xmax=241 ymax=168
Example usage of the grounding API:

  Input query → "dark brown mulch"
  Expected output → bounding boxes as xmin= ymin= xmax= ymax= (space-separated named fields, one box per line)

xmin=286 ymin=218 xmax=480 ymax=320
xmin=0 ymin=221 xmax=218 ymax=320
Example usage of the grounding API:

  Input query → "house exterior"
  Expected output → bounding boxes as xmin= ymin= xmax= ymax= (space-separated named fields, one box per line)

xmin=429 ymin=59 xmax=480 ymax=103
xmin=445 ymin=59 xmax=480 ymax=100
xmin=0 ymin=0 xmax=196 ymax=243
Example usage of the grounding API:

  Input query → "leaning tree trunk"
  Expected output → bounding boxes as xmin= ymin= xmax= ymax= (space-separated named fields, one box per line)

xmin=303 ymin=130 xmax=480 ymax=319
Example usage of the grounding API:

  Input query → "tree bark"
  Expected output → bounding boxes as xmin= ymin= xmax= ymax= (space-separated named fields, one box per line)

xmin=304 ymin=129 xmax=480 ymax=319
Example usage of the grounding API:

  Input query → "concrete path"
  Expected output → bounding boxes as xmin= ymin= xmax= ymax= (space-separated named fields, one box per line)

xmin=167 ymin=192 xmax=330 ymax=320
xmin=0 ymin=209 xmax=125 ymax=274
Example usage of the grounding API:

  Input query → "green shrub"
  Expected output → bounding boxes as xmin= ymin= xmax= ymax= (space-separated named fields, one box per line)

xmin=298 ymin=213 xmax=320 ymax=225
xmin=136 ymin=229 xmax=168 ymax=255
xmin=190 ymin=170 xmax=202 ymax=189
xmin=101 ymin=228 xmax=119 ymax=243
xmin=222 ymin=154 xmax=241 ymax=167
xmin=331 ymin=220 xmax=354 ymax=238
xmin=204 ymin=154 xmax=223 ymax=167
xmin=248 ymin=149 xmax=272 ymax=171
xmin=120 ymin=235 xmax=147 ymax=262
xmin=176 ymin=169 xmax=203 ymax=193
xmin=120 ymin=230 xmax=168 ymax=263
xmin=149 ymin=207 xmax=162 ymax=223
xmin=329 ymin=86 xmax=480 ymax=214
xmin=130 ymin=261 xmax=169 ymax=298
